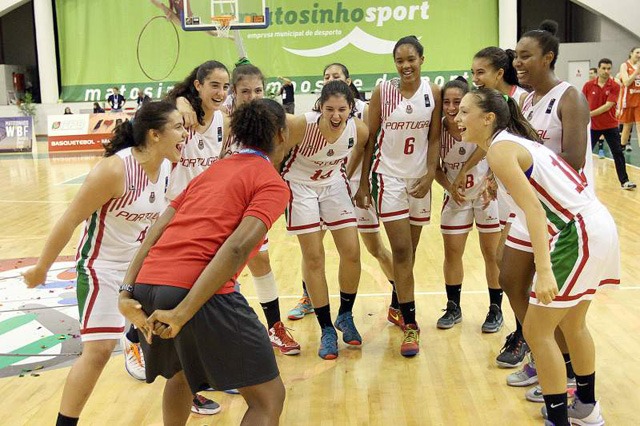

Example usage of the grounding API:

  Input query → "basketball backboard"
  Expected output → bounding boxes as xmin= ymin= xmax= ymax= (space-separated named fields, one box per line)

xmin=181 ymin=0 xmax=269 ymax=31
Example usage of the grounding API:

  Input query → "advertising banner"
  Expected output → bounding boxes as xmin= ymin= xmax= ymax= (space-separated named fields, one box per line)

xmin=55 ymin=0 xmax=498 ymax=101
xmin=0 ymin=117 xmax=33 ymax=153
xmin=47 ymin=112 xmax=134 ymax=153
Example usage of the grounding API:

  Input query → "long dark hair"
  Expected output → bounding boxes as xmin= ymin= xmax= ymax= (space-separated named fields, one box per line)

xmin=521 ymin=20 xmax=559 ymax=70
xmin=231 ymin=99 xmax=285 ymax=154
xmin=470 ymin=88 xmax=540 ymax=142
xmin=474 ymin=46 xmax=519 ymax=86
xmin=103 ymin=101 xmax=177 ymax=157
xmin=313 ymin=80 xmax=355 ymax=118
xmin=232 ymin=64 xmax=265 ymax=88
xmin=166 ymin=60 xmax=229 ymax=125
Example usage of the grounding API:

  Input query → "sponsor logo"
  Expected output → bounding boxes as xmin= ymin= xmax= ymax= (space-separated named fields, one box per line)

xmin=149 ymin=191 xmax=155 ymax=203
xmin=348 ymin=137 xmax=354 ymax=148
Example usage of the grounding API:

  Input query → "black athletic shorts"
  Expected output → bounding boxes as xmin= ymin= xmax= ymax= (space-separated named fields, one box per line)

xmin=133 ymin=283 xmax=279 ymax=393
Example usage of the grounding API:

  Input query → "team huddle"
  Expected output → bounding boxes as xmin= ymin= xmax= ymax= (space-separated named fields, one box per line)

xmin=22 ymin=18 xmax=620 ymax=426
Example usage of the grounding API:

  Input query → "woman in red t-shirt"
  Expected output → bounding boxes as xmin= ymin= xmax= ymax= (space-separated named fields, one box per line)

xmin=118 ymin=99 xmax=290 ymax=425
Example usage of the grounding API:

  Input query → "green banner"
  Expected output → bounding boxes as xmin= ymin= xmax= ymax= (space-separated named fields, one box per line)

xmin=55 ymin=0 xmax=498 ymax=102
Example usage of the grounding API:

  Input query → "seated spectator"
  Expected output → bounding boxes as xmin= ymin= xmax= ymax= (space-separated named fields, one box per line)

xmin=93 ymin=102 xmax=105 ymax=113
xmin=63 ymin=107 xmax=73 ymax=115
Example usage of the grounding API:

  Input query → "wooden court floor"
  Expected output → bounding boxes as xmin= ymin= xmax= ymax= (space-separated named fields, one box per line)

xmin=0 ymin=144 xmax=639 ymax=425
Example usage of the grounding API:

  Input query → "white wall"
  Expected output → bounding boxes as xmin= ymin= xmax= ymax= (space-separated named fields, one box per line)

xmin=573 ymin=0 xmax=640 ymax=39
xmin=0 ymin=64 xmax=27 ymax=105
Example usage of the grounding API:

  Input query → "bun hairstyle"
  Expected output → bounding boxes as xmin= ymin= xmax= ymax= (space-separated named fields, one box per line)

xmin=521 ymin=19 xmax=560 ymax=69
xmin=469 ymin=87 xmax=540 ymax=142
xmin=166 ymin=60 xmax=229 ymax=126
xmin=393 ymin=35 xmax=424 ymax=58
xmin=231 ymin=98 xmax=285 ymax=154
xmin=104 ymin=101 xmax=177 ymax=157
xmin=473 ymin=46 xmax=519 ymax=86
xmin=313 ymin=80 xmax=356 ymax=118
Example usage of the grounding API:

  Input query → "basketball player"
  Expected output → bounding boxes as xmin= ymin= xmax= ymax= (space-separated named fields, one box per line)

xmin=178 ymin=63 xmax=301 ymax=356
xmin=118 ymin=99 xmax=289 ymax=426
xmin=355 ymin=36 xmax=442 ymax=357
xmin=21 ymin=101 xmax=184 ymax=426
xmin=455 ymin=87 xmax=617 ymax=426
xmin=504 ymin=20 xmax=593 ymax=402
xmin=281 ymin=80 xmax=368 ymax=359
xmin=618 ymin=46 xmax=640 ymax=151
xmin=469 ymin=46 xmax=531 ymax=368
xmin=287 ymin=63 xmax=397 ymax=328
xmin=434 ymin=79 xmax=502 ymax=333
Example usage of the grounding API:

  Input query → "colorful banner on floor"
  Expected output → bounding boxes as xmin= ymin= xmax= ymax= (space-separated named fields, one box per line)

xmin=47 ymin=112 xmax=134 ymax=152
xmin=55 ymin=0 xmax=498 ymax=101
xmin=0 ymin=117 xmax=33 ymax=153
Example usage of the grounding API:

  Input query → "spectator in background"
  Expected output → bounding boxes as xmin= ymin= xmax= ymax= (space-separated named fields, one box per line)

xmin=589 ymin=67 xmax=597 ymax=80
xmin=582 ymin=58 xmax=636 ymax=190
xmin=278 ymin=77 xmax=295 ymax=114
xmin=107 ymin=87 xmax=126 ymax=112
xmin=136 ymin=88 xmax=151 ymax=109
xmin=93 ymin=102 xmax=105 ymax=113
xmin=64 ymin=107 xmax=73 ymax=115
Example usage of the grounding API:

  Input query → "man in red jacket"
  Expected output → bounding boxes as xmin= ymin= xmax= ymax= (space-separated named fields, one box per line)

xmin=582 ymin=58 xmax=636 ymax=190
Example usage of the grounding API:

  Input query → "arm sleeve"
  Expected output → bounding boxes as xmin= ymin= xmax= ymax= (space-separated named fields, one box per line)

xmin=243 ymin=174 xmax=290 ymax=230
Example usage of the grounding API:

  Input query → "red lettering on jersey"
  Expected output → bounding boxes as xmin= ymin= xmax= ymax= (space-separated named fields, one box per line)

xmin=115 ymin=211 xmax=161 ymax=222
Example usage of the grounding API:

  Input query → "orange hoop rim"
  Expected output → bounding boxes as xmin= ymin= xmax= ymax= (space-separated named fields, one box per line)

xmin=211 ymin=14 xmax=235 ymax=27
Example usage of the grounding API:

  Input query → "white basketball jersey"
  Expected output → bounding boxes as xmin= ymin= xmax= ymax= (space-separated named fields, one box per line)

xmin=493 ymin=130 xmax=596 ymax=231
xmin=281 ymin=111 xmax=357 ymax=186
xmin=440 ymin=125 xmax=488 ymax=200
xmin=373 ymin=78 xmax=435 ymax=178
xmin=76 ymin=148 xmax=171 ymax=271
xmin=165 ymin=110 xmax=224 ymax=200
xmin=346 ymin=99 xmax=368 ymax=180
xmin=521 ymin=81 xmax=594 ymax=191
xmin=510 ymin=85 xmax=529 ymax=105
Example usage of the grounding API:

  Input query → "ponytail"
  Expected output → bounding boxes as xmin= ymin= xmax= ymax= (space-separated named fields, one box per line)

xmin=103 ymin=101 xmax=178 ymax=157
xmin=470 ymin=88 xmax=540 ymax=142
xmin=104 ymin=120 xmax=135 ymax=157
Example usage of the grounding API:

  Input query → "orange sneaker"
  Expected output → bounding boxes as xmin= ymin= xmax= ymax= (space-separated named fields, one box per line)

xmin=387 ymin=306 xmax=404 ymax=328
xmin=400 ymin=324 xmax=420 ymax=357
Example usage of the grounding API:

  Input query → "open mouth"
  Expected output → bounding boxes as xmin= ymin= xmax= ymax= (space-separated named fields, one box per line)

xmin=458 ymin=125 xmax=467 ymax=137
xmin=329 ymin=119 xmax=341 ymax=129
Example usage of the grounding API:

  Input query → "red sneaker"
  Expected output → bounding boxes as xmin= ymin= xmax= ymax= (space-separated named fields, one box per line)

xmin=268 ymin=321 xmax=301 ymax=355
xmin=400 ymin=324 xmax=420 ymax=357
xmin=387 ymin=306 xmax=405 ymax=328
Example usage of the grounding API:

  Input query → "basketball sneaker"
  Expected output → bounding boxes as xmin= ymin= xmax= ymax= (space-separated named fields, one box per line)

xmin=541 ymin=397 xmax=604 ymax=426
xmin=436 ymin=301 xmax=462 ymax=329
xmin=191 ymin=394 xmax=221 ymax=415
xmin=506 ymin=355 xmax=538 ymax=387
xmin=496 ymin=331 xmax=529 ymax=368
xmin=400 ymin=324 xmax=420 ymax=357
xmin=525 ymin=377 xmax=577 ymax=403
xmin=334 ymin=311 xmax=362 ymax=345
xmin=268 ymin=321 xmax=301 ymax=355
xmin=287 ymin=296 xmax=314 ymax=320
xmin=121 ymin=333 xmax=145 ymax=381
xmin=318 ymin=326 xmax=338 ymax=360
xmin=481 ymin=304 xmax=504 ymax=333
xmin=387 ymin=306 xmax=404 ymax=328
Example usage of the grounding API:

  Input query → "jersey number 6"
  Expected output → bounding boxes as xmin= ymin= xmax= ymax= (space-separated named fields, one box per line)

xmin=404 ymin=137 xmax=415 ymax=155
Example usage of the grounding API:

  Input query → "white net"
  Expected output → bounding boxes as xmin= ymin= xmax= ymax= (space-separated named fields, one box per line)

xmin=212 ymin=15 xmax=234 ymax=38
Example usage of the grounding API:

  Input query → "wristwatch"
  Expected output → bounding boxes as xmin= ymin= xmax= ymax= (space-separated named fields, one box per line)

xmin=119 ymin=284 xmax=134 ymax=294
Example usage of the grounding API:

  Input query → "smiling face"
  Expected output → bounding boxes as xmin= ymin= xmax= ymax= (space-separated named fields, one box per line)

xmin=631 ymin=48 xmax=640 ymax=64
xmin=394 ymin=44 xmax=424 ymax=84
xmin=472 ymin=57 xmax=503 ymax=90
xmin=513 ymin=37 xmax=553 ymax=88
xmin=154 ymin=110 xmax=188 ymax=162
xmin=233 ymin=75 xmax=264 ymax=107
xmin=323 ymin=65 xmax=350 ymax=85
xmin=455 ymin=94 xmax=494 ymax=146
xmin=320 ymin=94 xmax=351 ymax=131
xmin=442 ymin=87 xmax=465 ymax=126
xmin=194 ymin=68 xmax=230 ymax=112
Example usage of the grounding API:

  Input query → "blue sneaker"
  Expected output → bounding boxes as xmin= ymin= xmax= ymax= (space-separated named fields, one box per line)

xmin=334 ymin=311 xmax=362 ymax=346
xmin=318 ymin=326 xmax=338 ymax=360
xmin=287 ymin=295 xmax=314 ymax=320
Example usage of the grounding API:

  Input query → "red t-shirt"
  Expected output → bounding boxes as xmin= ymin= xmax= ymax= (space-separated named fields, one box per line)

xmin=136 ymin=153 xmax=289 ymax=293
xmin=582 ymin=78 xmax=620 ymax=130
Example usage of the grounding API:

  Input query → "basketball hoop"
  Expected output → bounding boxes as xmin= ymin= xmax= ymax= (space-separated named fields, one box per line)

xmin=212 ymin=14 xmax=234 ymax=38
